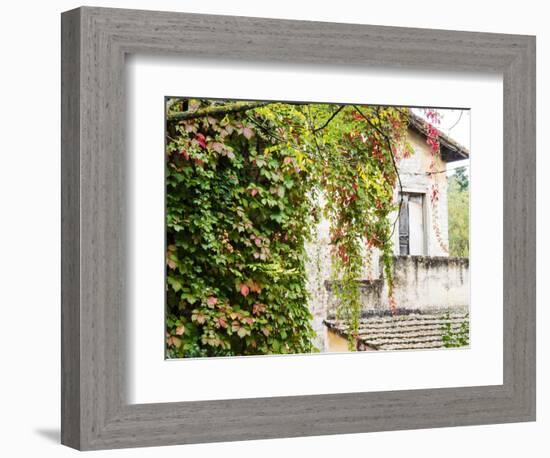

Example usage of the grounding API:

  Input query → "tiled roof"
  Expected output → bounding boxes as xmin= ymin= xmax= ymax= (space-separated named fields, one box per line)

xmin=324 ymin=312 xmax=469 ymax=351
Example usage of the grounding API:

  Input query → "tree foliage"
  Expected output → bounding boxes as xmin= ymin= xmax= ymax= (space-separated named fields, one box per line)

xmin=454 ymin=166 xmax=469 ymax=192
xmin=447 ymin=170 xmax=469 ymax=257
xmin=165 ymin=99 xmax=411 ymax=357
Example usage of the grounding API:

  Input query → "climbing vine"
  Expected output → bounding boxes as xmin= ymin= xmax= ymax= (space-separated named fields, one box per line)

xmin=423 ymin=109 xmax=449 ymax=254
xmin=165 ymin=99 xmax=412 ymax=356
xmin=441 ymin=312 xmax=470 ymax=348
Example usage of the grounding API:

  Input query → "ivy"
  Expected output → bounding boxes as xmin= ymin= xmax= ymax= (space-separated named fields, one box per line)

xmin=165 ymin=99 xmax=411 ymax=356
xmin=441 ymin=312 xmax=470 ymax=348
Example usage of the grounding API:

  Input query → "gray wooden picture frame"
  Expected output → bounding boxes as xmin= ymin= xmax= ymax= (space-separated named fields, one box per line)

xmin=61 ymin=6 xmax=536 ymax=451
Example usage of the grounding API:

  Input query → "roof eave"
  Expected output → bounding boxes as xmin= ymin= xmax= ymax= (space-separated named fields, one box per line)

xmin=407 ymin=112 xmax=470 ymax=163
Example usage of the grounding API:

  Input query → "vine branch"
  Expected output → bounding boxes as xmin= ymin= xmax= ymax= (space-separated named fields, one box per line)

xmin=352 ymin=105 xmax=405 ymax=242
xmin=313 ymin=105 xmax=345 ymax=133
xmin=167 ymin=101 xmax=273 ymax=122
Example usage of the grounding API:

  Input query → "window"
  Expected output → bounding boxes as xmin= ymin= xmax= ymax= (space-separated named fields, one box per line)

xmin=398 ymin=192 xmax=426 ymax=256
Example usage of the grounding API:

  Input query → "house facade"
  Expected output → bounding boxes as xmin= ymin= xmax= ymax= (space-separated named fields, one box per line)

xmin=306 ymin=113 xmax=470 ymax=352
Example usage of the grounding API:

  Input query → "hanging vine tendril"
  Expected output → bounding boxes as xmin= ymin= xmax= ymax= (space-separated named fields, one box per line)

xmin=422 ymin=109 xmax=449 ymax=254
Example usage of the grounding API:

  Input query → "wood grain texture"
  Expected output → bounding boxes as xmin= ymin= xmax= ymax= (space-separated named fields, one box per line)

xmin=60 ymin=8 xmax=81 ymax=449
xmin=61 ymin=6 xmax=536 ymax=450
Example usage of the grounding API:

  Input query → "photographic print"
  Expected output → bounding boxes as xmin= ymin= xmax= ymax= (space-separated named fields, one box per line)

xmin=165 ymin=98 xmax=470 ymax=358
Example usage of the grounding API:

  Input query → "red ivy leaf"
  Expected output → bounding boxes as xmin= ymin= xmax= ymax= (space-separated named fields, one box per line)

xmin=211 ymin=142 xmax=224 ymax=153
xmin=249 ymin=281 xmax=262 ymax=294
xmin=237 ymin=327 xmax=249 ymax=338
xmin=167 ymin=336 xmax=182 ymax=348
xmin=242 ymin=127 xmax=254 ymax=140
xmin=195 ymin=133 xmax=207 ymax=149
xmin=253 ymin=303 xmax=266 ymax=315
xmin=206 ymin=296 xmax=218 ymax=307
xmin=430 ymin=184 xmax=440 ymax=203
xmin=192 ymin=312 xmax=207 ymax=324
xmin=179 ymin=149 xmax=190 ymax=160
xmin=239 ymin=283 xmax=250 ymax=297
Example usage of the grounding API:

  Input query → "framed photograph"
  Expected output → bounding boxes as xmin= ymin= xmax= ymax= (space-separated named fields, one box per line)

xmin=61 ymin=6 xmax=536 ymax=450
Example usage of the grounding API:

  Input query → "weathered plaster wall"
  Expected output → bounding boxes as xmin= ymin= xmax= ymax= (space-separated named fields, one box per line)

xmin=304 ymin=128 xmax=466 ymax=350
xmin=326 ymin=329 xmax=350 ymax=353
xmin=389 ymin=129 xmax=450 ymax=256
xmin=382 ymin=255 xmax=469 ymax=312
xmin=324 ymin=255 xmax=469 ymax=315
